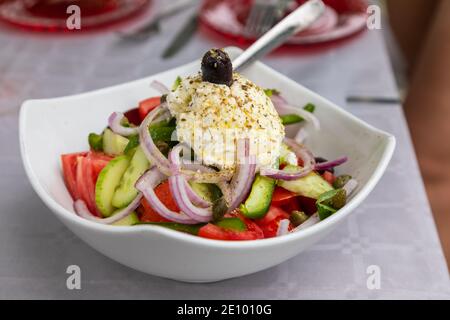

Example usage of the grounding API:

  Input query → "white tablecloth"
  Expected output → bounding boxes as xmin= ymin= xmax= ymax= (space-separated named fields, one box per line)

xmin=0 ymin=1 xmax=449 ymax=299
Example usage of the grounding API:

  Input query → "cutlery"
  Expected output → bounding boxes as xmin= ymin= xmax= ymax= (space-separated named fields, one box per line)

xmin=346 ymin=96 xmax=403 ymax=105
xmin=244 ymin=0 xmax=293 ymax=37
xmin=118 ymin=0 xmax=198 ymax=41
xmin=161 ymin=12 xmax=199 ymax=59
xmin=234 ymin=0 xmax=325 ymax=71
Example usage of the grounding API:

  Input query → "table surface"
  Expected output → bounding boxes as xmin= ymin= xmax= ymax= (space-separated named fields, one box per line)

xmin=0 ymin=1 xmax=449 ymax=299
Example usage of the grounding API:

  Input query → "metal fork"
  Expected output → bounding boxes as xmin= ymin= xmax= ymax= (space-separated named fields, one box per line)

xmin=244 ymin=0 xmax=293 ymax=37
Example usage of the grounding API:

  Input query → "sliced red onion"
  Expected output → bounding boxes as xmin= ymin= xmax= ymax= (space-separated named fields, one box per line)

xmin=271 ymin=94 xmax=320 ymax=130
xmin=184 ymin=180 xmax=211 ymax=208
xmin=295 ymin=127 xmax=308 ymax=143
xmin=139 ymin=105 xmax=172 ymax=176
xmin=270 ymin=94 xmax=288 ymax=111
xmin=260 ymin=166 xmax=312 ymax=181
xmin=261 ymin=138 xmax=316 ymax=181
xmin=168 ymin=143 xmax=188 ymax=172
xmin=168 ymin=144 xmax=212 ymax=208
xmin=150 ymin=80 xmax=170 ymax=95
xmin=283 ymin=138 xmax=316 ymax=167
xmin=315 ymin=156 xmax=348 ymax=171
xmin=228 ymin=139 xmax=257 ymax=211
xmin=182 ymin=163 xmax=232 ymax=204
xmin=74 ymin=194 xmax=142 ymax=225
xmin=291 ymin=213 xmax=320 ymax=232
xmin=289 ymin=106 xmax=320 ymax=130
xmin=169 ymin=174 xmax=213 ymax=223
xmin=108 ymin=112 xmax=139 ymax=137
xmin=276 ymin=219 xmax=290 ymax=236
xmin=343 ymin=178 xmax=358 ymax=196
xmin=135 ymin=168 xmax=198 ymax=224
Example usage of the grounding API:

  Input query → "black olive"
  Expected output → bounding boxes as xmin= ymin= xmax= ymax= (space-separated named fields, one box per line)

xmin=315 ymin=157 xmax=334 ymax=174
xmin=201 ymin=48 xmax=233 ymax=86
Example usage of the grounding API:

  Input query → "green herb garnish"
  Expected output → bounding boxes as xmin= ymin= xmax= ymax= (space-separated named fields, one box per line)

xmin=172 ymin=76 xmax=182 ymax=91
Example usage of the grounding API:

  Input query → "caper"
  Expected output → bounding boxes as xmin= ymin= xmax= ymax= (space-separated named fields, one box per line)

xmin=155 ymin=141 xmax=170 ymax=155
xmin=212 ymin=197 xmax=228 ymax=221
xmin=333 ymin=174 xmax=352 ymax=189
xmin=201 ymin=48 xmax=233 ymax=86
xmin=290 ymin=211 xmax=309 ymax=227
xmin=319 ymin=189 xmax=347 ymax=210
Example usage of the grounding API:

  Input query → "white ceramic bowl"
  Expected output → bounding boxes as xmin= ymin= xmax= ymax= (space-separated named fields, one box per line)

xmin=19 ymin=47 xmax=395 ymax=282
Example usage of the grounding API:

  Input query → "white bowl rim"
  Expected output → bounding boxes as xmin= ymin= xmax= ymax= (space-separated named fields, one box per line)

xmin=19 ymin=46 xmax=396 ymax=250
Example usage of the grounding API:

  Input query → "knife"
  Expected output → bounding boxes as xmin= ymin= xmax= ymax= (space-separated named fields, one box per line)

xmin=162 ymin=12 xmax=199 ymax=59
xmin=119 ymin=0 xmax=198 ymax=41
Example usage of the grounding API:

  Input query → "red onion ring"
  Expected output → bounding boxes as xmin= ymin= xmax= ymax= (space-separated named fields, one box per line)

xmin=276 ymin=219 xmax=290 ymax=236
xmin=228 ymin=139 xmax=257 ymax=211
xmin=260 ymin=166 xmax=312 ymax=181
xmin=184 ymin=180 xmax=211 ymax=208
xmin=135 ymin=167 xmax=198 ymax=224
xmin=169 ymin=174 xmax=213 ymax=223
xmin=108 ymin=112 xmax=139 ymax=137
xmin=169 ymin=144 xmax=211 ymax=208
xmin=271 ymin=94 xmax=320 ymax=130
xmin=315 ymin=156 xmax=348 ymax=171
xmin=283 ymin=138 xmax=316 ymax=168
xmin=139 ymin=105 xmax=172 ymax=176
xmin=150 ymin=80 xmax=170 ymax=95
xmin=182 ymin=163 xmax=232 ymax=205
xmin=260 ymin=138 xmax=315 ymax=181
xmin=295 ymin=127 xmax=308 ymax=143
xmin=168 ymin=143 xmax=188 ymax=172
xmin=74 ymin=194 xmax=142 ymax=225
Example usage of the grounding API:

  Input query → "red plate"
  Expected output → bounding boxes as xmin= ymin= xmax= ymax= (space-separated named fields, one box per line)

xmin=0 ymin=0 xmax=151 ymax=32
xmin=200 ymin=0 xmax=368 ymax=45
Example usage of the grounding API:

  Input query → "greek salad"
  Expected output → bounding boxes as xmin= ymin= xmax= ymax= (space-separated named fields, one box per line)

xmin=61 ymin=49 xmax=357 ymax=241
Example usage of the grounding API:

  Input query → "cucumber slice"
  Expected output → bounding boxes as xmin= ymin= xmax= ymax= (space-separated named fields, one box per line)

xmin=88 ymin=132 xmax=103 ymax=151
xmin=112 ymin=147 xmax=150 ymax=208
xmin=103 ymin=128 xmax=129 ymax=156
xmin=215 ymin=218 xmax=246 ymax=231
xmin=188 ymin=182 xmax=222 ymax=203
xmin=95 ymin=155 xmax=130 ymax=217
xmin=240 ymin=174 xmax=276 ymax=219
xmin=278 ymin=165 xmax=334 ymax=199
xmin=112 ymin=212 xmax=139 ymax=226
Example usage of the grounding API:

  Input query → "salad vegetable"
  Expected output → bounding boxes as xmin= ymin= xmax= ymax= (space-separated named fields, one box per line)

xmin=61 ymin=48 xmax=357 ymax=240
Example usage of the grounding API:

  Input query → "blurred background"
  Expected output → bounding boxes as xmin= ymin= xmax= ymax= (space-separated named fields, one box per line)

xmin=0 ymin=0 xmax=449 ymax=272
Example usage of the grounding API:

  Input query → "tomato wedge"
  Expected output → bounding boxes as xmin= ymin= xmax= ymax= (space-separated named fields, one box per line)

xmin=322 ymin=171 xmax=336 ymax=185
xmin=138 ymin=181 xmax=178 ymax=223
xmin=198 ymin=214 xmax=264 ymax=241
xmin=254 ymin=205 xmax=290 ymax=238
xmin=271 ymin=187 xmax=301 ymax=213
xmin=61 ymin=151 xmax=111 ymax=217
xmin=61 ymin=152 xmax=86 ymax=200
xmin=138 ymin=96 xmax=161 ymax=121
xmin=272 ymin=187 xmax=297 ymax=203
